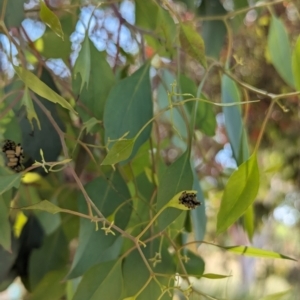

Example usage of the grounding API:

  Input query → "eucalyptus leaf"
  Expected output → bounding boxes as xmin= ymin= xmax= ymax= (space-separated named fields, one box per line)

xmin=268 ymin=15 xmax=294 ymax=88
xmin=101 ymin=139 xmax=135 ymax=166
xmin=217 ymin=154 xmax=259 ymax=234
xmin=39 ymin=1 xmax=64 ymax=40
xmin=73 ymin=260 xmax=123 ymax=300
xmin=21 ymin=200 xmax=63 ymax=214
xmin=14 ymin=67 xmax=76 ymax=114
xmin=179 ymin=22 xmax=207 ymax=68
xmin=104 ymin=62 xmax=152 ymax=160
xmin=292 ymin=35 xmax=300 ymax=91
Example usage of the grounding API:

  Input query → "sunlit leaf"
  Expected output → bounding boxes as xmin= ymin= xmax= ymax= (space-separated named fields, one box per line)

xmin=14 ymin=66 xmax=76 ymax=113
xmin=224 ymin=245 xmax=296 ymax=261
xmin=39 ymin=0 xmax=64 ymax=40
xmin=202 ymin=273 xmax=231 ymax=279
xmin=260 ymin=289 xmax=293 ymax=300
xmin=292 ymin=35 xmax=300 ymax=91
xmin=179 ymin=22 xmax=207 ymax=68
xmin=101 ymin=139 xmax=135 ymax=166
xmin=21 ymin=86 xmax=41 ymax=130
xmin=268 ymin=15 xmax=294 ymax=87
xmin=217 ymin=154 xmax=259 ymax=234
xmin=21 ymin=200 xmax=63 ymax=214
xmin=167 ymin=190 xmax=198 ymax=210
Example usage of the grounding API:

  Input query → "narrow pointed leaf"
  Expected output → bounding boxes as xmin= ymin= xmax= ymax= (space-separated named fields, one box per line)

xmin=73 ymin=36 xmax=91 ymax=93
xmin=0 ymin=197 xmax=11 ymax=251
xmin=104 ymin=62 xmax=152 ymax=160
xmin=14 ymin=67 xmax=76 ymax=113
xmin=0 ymin=174 xmax=22 ymax=195
xmin=21 ymin=200 xmax=63 ymax=214
xmin=202 ymin=273 xmax=231 ymax=279
xmin=39 ymin=1 xmax=64 ymax=40
xmin=21 ymin=87 xmax=41 ymax=130
xmin=167 ymin=190 xmax=198 ymax=210
xmin=217 ymin=154 xmax=259 ymax=234
xmin=221 ymin=74 xmax=249 ymax=165
xmin=157 ymin=151 xmax=193 ymax=231
xmin=260 ymin=290 xmax=293 ymax=300
xmin=101 ymin=139 xmax=135 ymax=165
xmin=292 ymin=35 xmax=300 ymax=91
xmin=73 ymin=260 xmax=122 ymax=300
xmin=179 ymin=22 xmax=207 ymax=68
xmin=268 ymin=15 xmax=294 ymax=87
xmin=224 ymin=246 xmax=296 ymax=261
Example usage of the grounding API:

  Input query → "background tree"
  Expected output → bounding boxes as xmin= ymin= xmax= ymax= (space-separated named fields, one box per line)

xmin=0 ymin=0 xmax=299 ymax=299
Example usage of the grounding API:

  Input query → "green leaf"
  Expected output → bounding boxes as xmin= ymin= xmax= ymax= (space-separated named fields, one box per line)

xmin=73 ymin=36 xmax=91 ymax=93
xmin=29 ymin=228 xmax=69 ymax=289
xmin=217 ymin=154 xmax=259 ymax=234
xmin=167 ymin=190 xmax=198 ymax=210
xmin=39 ymin=1 xmax=64 ymax=40
xmin=135 ymin=0 xmax=158 ymax=30
xmin=202 ymin=273 xmax=231 ymax=279
xmin=74 ymin=43 xmax=115 ymax=122
xmin=40 ymin=15 xmax=72 ymax=60
xmin=73 ymin=260 xmax=123 ymax=300
xmin=221 ymin=74 xmax=249 ymax=165
xmin=67 ymin=172 xmax=132 ymax=278
xmin=21 ymin=200 xmax=63 ymax=214
xmin=83 ymin=118 xmax=100 ymax=134
xmin=0 ymin=0 xmax=25 ymax=28
xmin=0 ymin=195 xmax=11 ymax=251
xmin=21 ymin=87 xmax=41 ymax=130
xmin=157 ymin=151 xmax=193 ymax=231
xmin=224 ymin=245 xmax=296 ymax=261
xmin=14 ymin=66 xmax=76 ymax=114
xmin=135 ymin=0 xmax=175 ymax=57
xmin=157 ymin=70 xmax=188 ymax=139
xmin=182 ymin=250 xmax=205 ymax=278
xmin=104 ymin=62 xmax=153 ymax=159
xmin=123 ymin=240 xmax=175 ymax=300
xmin=196 ymin=94 xmax=216 ymax=136
xmin=198 ymin=0 xmax=226 ymax=58
xmin=260 ymin=289 xmax=293 ymax=300
xmin=292 ymin=35 xmax=300 ymax=91
xmin=29 ymin=268 xmax=67 ymax=300
xmin=179 ymin=22 xmax=207 ymax=68
xmin=268 ymin=15 xmax=294 ymax=87
xmin=21 ymin=79 xmax=64 ymax=167
xmin=191 ymin=171 xmax=206 ymax=241
xmin=244 ymin=205 xmax=254 ymax=240
xmin=0 ymin=235 xmax=18 ymax=291
xmin=101 ymin=139 xmax=135 ymax=165
xmin=0 ymin=173 xmax=21 ymax=196
xmin=156 ymin=7 xmax=176 ymax=55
